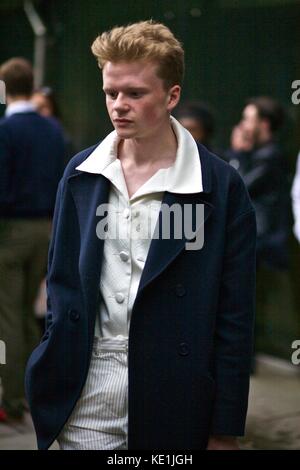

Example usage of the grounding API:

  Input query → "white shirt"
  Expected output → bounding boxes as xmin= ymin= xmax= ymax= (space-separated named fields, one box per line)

xmin=76 ymin=116 xmax=203 ymax=339
xmin=291 ymin=151 xmax=300 ymax=243
xmin=5 ymin=100 xmax=36 ymax=117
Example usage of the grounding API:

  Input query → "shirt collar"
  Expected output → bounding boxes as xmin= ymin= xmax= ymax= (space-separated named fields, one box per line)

xmin=5 ymin=100 xmax=36 ymax=117
xmin=76 ymin=115 xmax=203 ymax=195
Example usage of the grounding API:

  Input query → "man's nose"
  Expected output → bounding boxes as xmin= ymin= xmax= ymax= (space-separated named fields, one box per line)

xmin=113 ymin=94 xmax=129 ymax=112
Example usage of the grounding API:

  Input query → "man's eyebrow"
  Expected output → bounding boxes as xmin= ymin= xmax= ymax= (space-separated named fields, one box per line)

xmin=126 ymin=86 xmax=148 ymax=92
xmin=102 ymin=86 xmax=149 ymax=92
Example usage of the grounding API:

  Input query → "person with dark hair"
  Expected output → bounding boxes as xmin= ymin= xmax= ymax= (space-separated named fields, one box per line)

xmin=0 ymin=57 xmax=65 ymax=423
xmin=245 ymin=96 xmax=284 ymax=134
xmin=31 ymin=87 xmax=74 ymax=165
xmin=225 ymin=96 xmax=290 ymax=374
xmin=31 ymin=86 xmax=61 ymax=119
xmin=226 ymin=96 xmax=289 ymax=270
xmin=174 ymin=101 xmax=215 ymax=150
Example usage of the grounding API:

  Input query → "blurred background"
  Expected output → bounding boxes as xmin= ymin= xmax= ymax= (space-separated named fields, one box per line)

xmin=0 ymin=0 xmax=300 ymax=450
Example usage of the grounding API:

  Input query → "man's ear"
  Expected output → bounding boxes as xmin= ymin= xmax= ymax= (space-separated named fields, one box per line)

xmin=167 ymin=85 xmax=181 ymax=112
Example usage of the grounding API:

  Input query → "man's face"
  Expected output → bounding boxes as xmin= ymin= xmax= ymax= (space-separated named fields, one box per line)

xmin=240 ymin=104 xmax=261 ymax=142
xmin=31 ymin=93 xmax=53 ymax=117
xmin=102 ymin=60 xmax=180 ymax=140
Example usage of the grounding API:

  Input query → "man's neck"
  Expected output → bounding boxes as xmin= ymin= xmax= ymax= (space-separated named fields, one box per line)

xmin=119 ymin=120 xmax=178 ymax=168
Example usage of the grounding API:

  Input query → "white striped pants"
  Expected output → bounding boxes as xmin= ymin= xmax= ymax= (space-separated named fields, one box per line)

xmin=57 ymin=336 xmax=128 ymax=450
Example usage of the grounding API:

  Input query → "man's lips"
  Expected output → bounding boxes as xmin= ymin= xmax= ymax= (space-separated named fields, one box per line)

xmin=114 ymin=118 xmax=133 ymax=124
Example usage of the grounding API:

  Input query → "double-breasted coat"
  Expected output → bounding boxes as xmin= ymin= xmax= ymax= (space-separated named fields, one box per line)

xmin=25 ymin=142 xmax=256 ymax=450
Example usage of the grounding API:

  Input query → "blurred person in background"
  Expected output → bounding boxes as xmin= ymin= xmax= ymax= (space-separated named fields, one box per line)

xmin=0 ymin=58 xmax=65 ymax=423
xmin=32 ymin=86 xmax=74 ymax=165
xmin=225 ymin=96 xmax=290 ymax=271
xmin=225 ymin=96 xmax=291 ymax=372
xmin=174 ymin=101 xmax=215 ymax=151
xmin=31 ymin=87 xmax=74 ymax=331
xmin=31 ymin=86 xmax=61 ymax=118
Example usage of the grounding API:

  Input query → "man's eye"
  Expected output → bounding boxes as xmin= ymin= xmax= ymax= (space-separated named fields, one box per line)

xmin=107 ymin=92 xmax=117 ymax=99
xmin=130 ymin=92 xmax=141 ymax=98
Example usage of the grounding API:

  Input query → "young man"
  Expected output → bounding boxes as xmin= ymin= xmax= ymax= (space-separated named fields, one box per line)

xmin=0 ymin=58 xmax=65 ymax=424
xmin=25 ymin=21 xmax=256 ymax=450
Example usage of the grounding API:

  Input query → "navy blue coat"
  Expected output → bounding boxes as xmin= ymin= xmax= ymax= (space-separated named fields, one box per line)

xmin=25 ymin=142 xmax=256 ymax=450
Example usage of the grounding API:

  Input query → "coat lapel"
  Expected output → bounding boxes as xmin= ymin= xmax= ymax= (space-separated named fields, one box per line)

xmin=137 ymin=191 xmax=214 ymax=295
xmin=137 ymin=144 xmax=215 ymax=296
xmin=68 ymin=172 xmax=110 ymax=332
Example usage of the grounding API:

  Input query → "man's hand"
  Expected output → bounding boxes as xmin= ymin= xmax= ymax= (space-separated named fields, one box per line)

xmin=206 ymin=435 xmax=240 ymax=450
xmin=230 ymin=124 xmax=254 ymax=152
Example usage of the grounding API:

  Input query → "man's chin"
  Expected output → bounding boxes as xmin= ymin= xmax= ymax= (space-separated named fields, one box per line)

xmin=114 ymin=128 xmax=137 ymax=139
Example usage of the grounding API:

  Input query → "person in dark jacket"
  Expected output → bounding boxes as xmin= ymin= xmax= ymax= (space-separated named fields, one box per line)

xmin=225 ymin=96 xmax=289 ymax=270
xmin=25 ymin=21 xmax=256 ymax=450
xmin=224 ymin=97 xmax=291 ymax=373
xmin=0 ymin=58 xmax=65 ymax=423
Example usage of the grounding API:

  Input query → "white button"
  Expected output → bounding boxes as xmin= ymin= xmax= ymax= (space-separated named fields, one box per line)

xmin=137 ymin=256 xmax=145 ymax=262
xmin=136 ymin=224 xmax=141 ymax=232
xmin=120 ymin=251 xmax=129 ymax=261
xmin=123 ymin=208 xmax=130 ymax=219
xmin=133 ymin=210 xmax=139 ymax=218
xmin=115 ymin=292 xmax=125 ymax=303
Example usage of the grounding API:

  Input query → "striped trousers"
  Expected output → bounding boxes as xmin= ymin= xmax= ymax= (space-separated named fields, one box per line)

xmin=57 ymin=336 xmax=128 ymax=450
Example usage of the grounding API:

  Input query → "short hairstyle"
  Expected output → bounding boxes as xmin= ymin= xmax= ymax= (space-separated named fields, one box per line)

xmin=91 ymin=20 xmax=184 ymax=90
xmin=0 ymin=57 xmax=33 ymax=97
xmin=246 ymin=96 xmax=284 ymax=133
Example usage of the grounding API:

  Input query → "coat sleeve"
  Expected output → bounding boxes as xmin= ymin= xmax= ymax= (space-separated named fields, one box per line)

xmin=41 ymin=179 xmax=64 ymax=338
xmin=211 ymin=184 xmax=257 ymax=436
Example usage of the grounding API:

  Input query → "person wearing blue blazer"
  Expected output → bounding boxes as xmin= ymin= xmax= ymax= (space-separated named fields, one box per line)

xmin=25 ymin=21 xmax=256 ymax=450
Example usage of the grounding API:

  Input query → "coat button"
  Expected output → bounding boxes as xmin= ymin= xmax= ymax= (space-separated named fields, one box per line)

xmin=176 ymin=284 xmax=186 ymax=297
xmin=178 ymin=342 xmax=189 ymax=356
xmin=69 ymin=309 xmax=80 ymax=322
